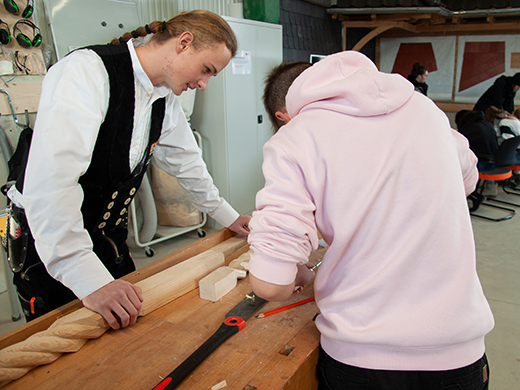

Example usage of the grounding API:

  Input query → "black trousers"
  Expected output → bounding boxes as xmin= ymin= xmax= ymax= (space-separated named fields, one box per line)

xmin=318 ymin=346 xmax=489 ymax=390
xmin=13 ymin=227 xmax=135 ymax=321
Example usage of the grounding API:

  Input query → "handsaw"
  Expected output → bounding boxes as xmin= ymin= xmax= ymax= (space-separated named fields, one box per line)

xmin=151 ymin=292 xmax=268 ymax=390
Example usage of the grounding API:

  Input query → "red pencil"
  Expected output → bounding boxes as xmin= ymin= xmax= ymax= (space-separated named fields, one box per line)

xmin=255 ymin=296 xmax=315 ymax=319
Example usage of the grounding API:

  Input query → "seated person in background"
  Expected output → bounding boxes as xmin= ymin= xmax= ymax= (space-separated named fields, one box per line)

xmin=484 ymin=105 xmax=520 ymax=141
xmin=248 ymin=51 xmax=493 ymax=389
xmin=483 ymin=106 xmax=520 ymax=187
xmin=456 ymin=110 xmax=498 ymax=171
xmin=474 ymin=73 xmax=520 ymax=114
xmin=407 ymin=62 xmax=428 ymax=95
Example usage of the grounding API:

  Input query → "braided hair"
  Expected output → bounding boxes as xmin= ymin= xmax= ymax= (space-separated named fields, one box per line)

xmin=111 ymin=10 xmax=237 ymax=57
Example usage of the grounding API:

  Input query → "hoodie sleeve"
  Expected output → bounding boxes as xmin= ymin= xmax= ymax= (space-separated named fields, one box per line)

xmin=248 ymin=139 xmax=319 ymax=286
xmin=452 ymin=129 xmax=479 ymax=196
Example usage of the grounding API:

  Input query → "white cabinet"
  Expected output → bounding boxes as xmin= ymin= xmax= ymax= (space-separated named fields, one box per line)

xmin=190 ymin=17 xmax=283 ymax=224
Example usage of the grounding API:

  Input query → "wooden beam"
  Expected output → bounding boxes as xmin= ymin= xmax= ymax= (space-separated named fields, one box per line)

xmin=0 ymin=229 xmax=238 ymax=351
xmin=352 ymin=25 xmax=395 ymax=52
xmin=0 ymin=235 xmax=248 ymax=385
xmin=451 ymin=36 xmax=459 ymax=102
xmin=434 ymin=101 xmax=475 ymax=112
xmin=430 ymin=13 xmax=447 ymax=25
xmin=380 ymin=28 xmax=520 ymax=39
xmin=342 ymin=20 xmax=418 ymax=33
xmin=414 ymin=20 xmax=520 ymax=33
xmin=370 ymin=13 xmax=433 ymax=22
xmin=335 ymin=14 xmax=520 ymax=35
xmin=511 ymin=52 xmax=520 ymax=68
xmin=343 ymin=22 xmax=347 ymax=51
xmin=375 ymin=37 xmax=381 ymax=69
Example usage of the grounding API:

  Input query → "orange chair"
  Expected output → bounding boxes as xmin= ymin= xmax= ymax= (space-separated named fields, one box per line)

xmin=469 ymin=168 xmax=516 ymax=221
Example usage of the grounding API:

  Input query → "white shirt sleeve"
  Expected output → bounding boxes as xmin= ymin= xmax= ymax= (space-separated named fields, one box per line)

xmin=152 ymin=94 xmax=239 ymax=228
xmin=23 ymin=49 xmax=114 ymax=299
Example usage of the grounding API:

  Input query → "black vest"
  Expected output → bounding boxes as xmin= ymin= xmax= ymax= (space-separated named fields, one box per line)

xmin=77 ymin=44 xmax=165 ymax=233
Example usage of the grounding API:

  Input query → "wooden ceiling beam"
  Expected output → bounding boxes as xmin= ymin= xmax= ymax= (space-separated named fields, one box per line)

xmin=342 ymin=20 xmax=417 ymax=32
xmin=352 ymin=25 xmax=395 ymax=51
xmin=339 ymin=17 xmax=520 ymax=35
xmin=413 ymin=20 xmax=520 ymax=33
xmin=363 ymin=13 xmax=432 ymax=22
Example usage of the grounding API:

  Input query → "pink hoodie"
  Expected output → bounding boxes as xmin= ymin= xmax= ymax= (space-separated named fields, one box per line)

xmin=248 ymin=51 xmax=494 ymax=371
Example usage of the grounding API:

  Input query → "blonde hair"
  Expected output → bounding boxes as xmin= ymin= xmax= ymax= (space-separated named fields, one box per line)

xmin=111 ymin=10 xmax=237 ymax=57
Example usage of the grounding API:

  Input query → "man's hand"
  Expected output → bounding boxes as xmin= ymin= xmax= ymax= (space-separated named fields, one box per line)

xmin=82 ymin=280 xmax=143 ymax=330
xmin=228 ymin=215 xmax=251 ymax=236
xmin=293 ymin=262 xmax=316 ymax=294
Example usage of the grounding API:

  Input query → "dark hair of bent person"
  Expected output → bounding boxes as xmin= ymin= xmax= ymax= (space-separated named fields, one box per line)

xmin=110 ymin=10 xmax=237 ymax=57
xmin=455 ymin=110 xmax=474 ymax=130
xmin=456 ymin=110 xmax=487 ymax=130
xmin=263 ymin=61 xmax=312 ymax=131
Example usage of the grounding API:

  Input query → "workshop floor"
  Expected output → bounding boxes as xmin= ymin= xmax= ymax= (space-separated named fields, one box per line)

xmin=0 ymin=192 xmax=519 ymax=389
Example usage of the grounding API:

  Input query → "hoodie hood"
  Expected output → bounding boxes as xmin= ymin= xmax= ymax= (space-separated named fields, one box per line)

xmin=286 ymin=51 xmax=414 ymax=119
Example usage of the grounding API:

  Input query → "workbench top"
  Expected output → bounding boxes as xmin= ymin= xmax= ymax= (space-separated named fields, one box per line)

xmin=0 ymin=232 xmax=322 ymax=390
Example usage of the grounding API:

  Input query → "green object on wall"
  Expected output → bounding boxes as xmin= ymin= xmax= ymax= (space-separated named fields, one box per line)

xmin=243 ymin=0 xmax=280 ymax=24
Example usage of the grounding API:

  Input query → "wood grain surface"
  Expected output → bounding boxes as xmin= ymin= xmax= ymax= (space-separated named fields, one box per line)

xmin=0 ymin=277 xmax=321 ymax=390
xmin=0 ymin=231 xmax=325 ymax=389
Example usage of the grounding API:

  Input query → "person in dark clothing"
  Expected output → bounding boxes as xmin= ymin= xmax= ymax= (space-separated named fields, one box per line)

xmin=407 ymin=62 xmax=428 ymax=95
xmin=473 ymin=73 xmax=520 ymax=114
xmin=455 ymin=110 xmax=498 ymax=171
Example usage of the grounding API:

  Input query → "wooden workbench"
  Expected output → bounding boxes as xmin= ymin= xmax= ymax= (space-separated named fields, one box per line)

xmin=0 ymin=229 xmax=322 ymax=390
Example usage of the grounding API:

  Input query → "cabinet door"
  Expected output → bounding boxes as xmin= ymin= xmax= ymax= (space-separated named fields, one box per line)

xmin=224 ymin=21 xmax=262 ymax=215
xmin=254 ymin=24 xmax=283 ymax=190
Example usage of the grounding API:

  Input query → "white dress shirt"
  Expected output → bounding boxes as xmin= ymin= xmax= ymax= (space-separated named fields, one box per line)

xmin=9 ymin=40 xmax=238 ymax=299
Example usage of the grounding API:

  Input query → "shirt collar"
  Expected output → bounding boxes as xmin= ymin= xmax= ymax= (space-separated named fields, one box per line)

xmin=127 ymin=39 xmax=170 ymax=97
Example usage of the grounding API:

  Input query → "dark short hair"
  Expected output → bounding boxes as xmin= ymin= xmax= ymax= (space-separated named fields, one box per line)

xmin=512 ymin=72 xmax=520 ymax=86
xmin=411 ymin=62 xmax=428 ymax=78
xmin=263 ymin=61 xmax=312 ymax=131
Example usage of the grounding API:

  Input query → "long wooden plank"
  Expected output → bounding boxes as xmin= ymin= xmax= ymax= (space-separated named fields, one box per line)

xmin=0 ymin=235 xmax=248 ymax=385
xmin=0 ymin=228 xmax=236 ymax=351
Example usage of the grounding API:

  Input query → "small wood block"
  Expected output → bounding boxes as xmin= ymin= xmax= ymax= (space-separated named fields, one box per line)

xmin=199 ymin=267 xmax=247 ymax=302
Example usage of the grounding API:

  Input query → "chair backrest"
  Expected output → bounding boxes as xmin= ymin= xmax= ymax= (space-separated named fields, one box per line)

xmin=495 ymin=136 xmax=520 ymax=167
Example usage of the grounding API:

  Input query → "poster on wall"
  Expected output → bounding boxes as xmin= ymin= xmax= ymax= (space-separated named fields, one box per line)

xmin=380 ymin=36 xmax=456 ymax=101
xmin=455 ymin=35 xmax=520 ymax=105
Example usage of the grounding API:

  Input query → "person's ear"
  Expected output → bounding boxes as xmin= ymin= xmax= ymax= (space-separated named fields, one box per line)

xmin=275 ymin=110 xmax=291 ymax=124
xmin=177 ymin=31 xmax=194 ymax=53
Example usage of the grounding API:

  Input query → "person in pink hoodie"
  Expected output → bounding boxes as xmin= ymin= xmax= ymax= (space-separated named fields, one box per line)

xmin=248 ymin=52 xmax=494 ymax=389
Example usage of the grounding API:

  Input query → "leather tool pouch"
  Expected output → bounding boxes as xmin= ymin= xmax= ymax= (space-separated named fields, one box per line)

xmin=7 ymin=203 xmax=29 ymax=273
